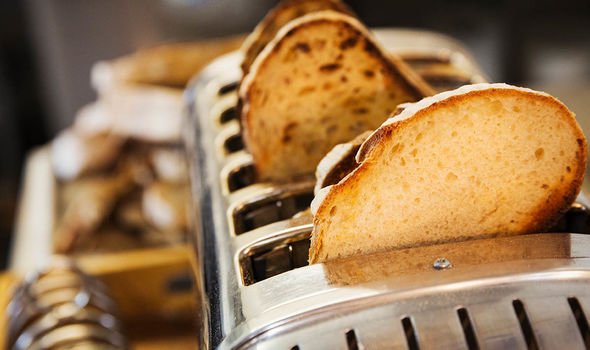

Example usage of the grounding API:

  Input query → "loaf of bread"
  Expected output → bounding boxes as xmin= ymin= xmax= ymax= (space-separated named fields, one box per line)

xmin=309 ymin=83 xmax=587 ymax=263
xmin=240 ymin=0 xmax=353 ymax=77
xmin=241 ymin=11 xmax=434 ymax=182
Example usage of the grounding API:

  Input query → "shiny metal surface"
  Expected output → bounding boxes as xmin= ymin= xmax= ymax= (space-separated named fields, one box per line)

xmin=6 ymin=260 xmax=126 ymax=350
xmin=184 ymin=28 xmax=590 ymax=349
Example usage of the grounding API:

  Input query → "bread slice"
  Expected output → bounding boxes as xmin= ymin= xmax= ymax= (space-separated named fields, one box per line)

xmin=240 ymin=0 xmax=353 ymax=77
xmin=241 ymin=11 xmax=434 ymax=182
xmin=309 ymin=83 xmax=587 ymax=263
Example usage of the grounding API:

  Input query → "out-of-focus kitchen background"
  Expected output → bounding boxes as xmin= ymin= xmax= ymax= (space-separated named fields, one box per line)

xmin=0 ymin=0 xmax=588 ymax=267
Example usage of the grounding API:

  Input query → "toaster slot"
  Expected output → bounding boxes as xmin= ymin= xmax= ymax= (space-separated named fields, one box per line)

xmin=552 ymin=203 xmax=590 ymax=233
xmin=227 ymin=163 xmax=257 ymax=193
xmin=232 ymin=189 xmax=314 ymax=235
xmin=224 ymin=133 xmax=244 ymax=154
xmin=219 ymin=106 xmax=238 ymax=124
xmin=215 ymin=121 xmax=243 ymax=159
xmin=240 ymin=229 xmax=311 ymax=285
xmin=218 ymin=81 xmax=238 ymax=96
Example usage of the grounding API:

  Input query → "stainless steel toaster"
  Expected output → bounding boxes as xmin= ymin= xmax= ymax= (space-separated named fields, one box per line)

xmin=184 ymin=29 xmax=590 ymax=350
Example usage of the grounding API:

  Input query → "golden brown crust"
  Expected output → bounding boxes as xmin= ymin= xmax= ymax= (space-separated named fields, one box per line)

xmin=523 ymin=122 xmax=587 ymax=233
xmin=310 ymin=86 xmax=588 ymax=263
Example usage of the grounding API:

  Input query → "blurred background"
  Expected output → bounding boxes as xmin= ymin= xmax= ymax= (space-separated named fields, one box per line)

xmin=0 ymin=0 xmax=588 ymax=267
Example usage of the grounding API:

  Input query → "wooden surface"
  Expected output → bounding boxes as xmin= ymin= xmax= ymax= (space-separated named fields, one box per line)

xmin=0 ymin=272 xmax=17 ymax=348
xmin=76 ymin=245 xmax=197 ymax=323
xmin=128 ymin=320 xmax=198 ymax=349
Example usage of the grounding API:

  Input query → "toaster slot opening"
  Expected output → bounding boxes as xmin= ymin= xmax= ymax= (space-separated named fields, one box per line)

xmin=233 ymin=190 xmax=314 ymax=235
xmin=227 ymin=163 xmax=257 ymax=193
xmin=551 ymin=203 xmax=590 ymax=234
xmin=240 ymin=230 xmax=311 ymax=285
xmin=223 ymin=133 xmax=244 ymax=154
xmin=218 ymin=81 xmax=238 ymax=96
xmin=219 ymin=106 xmax=238 ymax=124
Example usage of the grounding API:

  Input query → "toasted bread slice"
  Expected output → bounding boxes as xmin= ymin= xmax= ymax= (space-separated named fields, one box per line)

xmin=241 ymin=11 xmax=434 ymax=182
xmin=309 ymin=83 xmax=587 ymax=263
xmin=241 ymin=0 xmax=353 ymax=77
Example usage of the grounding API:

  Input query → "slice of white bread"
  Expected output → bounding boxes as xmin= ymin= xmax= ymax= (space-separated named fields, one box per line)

xmin=241 ymin=11 xmax=435 ymax=182
xmin=240 ymin=0 xmax=353 ymax=77
xmin=309 ymin=83 xmax=587 ymax=263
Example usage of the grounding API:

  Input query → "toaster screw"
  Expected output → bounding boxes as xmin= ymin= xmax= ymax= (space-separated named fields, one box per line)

xmin=433 ymin=257 xmax=452 ymax=270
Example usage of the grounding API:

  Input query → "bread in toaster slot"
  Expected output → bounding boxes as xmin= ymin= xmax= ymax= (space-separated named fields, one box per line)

xmin=240 ymin=10 xmax=434 ymax=183
xmin=310 ymin=83 xmax=587 ymax=263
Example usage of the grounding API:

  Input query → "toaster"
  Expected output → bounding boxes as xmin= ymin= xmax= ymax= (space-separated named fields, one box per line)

xmin=184 ymin=29 xmax=590 ymax=350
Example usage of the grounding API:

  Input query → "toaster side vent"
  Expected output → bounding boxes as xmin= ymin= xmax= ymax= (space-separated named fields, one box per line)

xmin=224 ymin=134 xmax=244 ymax=154
xmin=219 ymin=106 xmax=238 ymax=124
xmin=512 ymin=299 xmax=539 ymax=350
xmin=568 ymin=297 xmax=590 ymax=347
xmin=227 ymin=164 xmax=257 ymax=192
xmin=233 ymin=192 xmax=314 ymax=235
xmin=401 ymin=316 xmax=420 ymax=350
xmin=218 ymin=81 xmax=238 ymax=96
xmin=457 ymin=307 xmax=479 ymax=350
xmin=345 ymin=329 xmax=359 ymax=350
